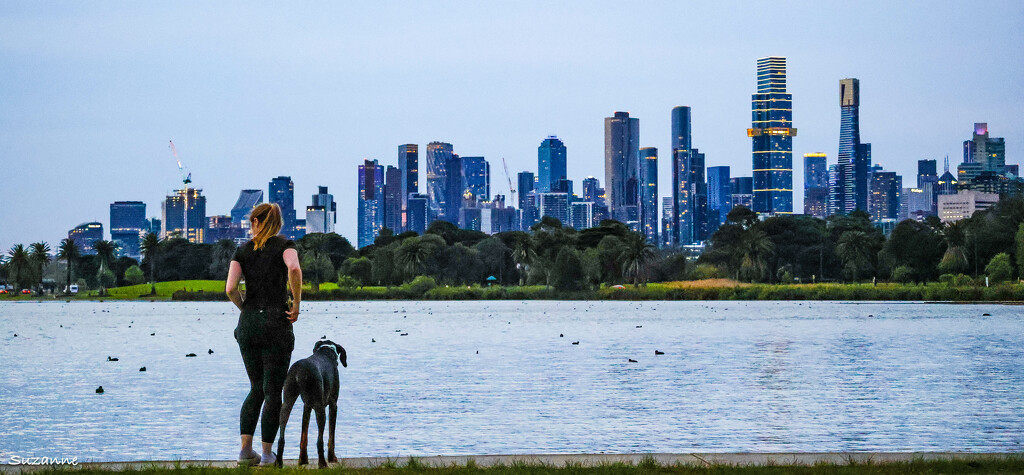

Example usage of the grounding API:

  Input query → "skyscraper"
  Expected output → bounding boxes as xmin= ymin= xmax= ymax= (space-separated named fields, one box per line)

xmin=917 ymin=159 xmax=938 ymax=216
xmin=803 ymin=153 xmax=828 ymax=218
xmin=959 ymin=123 xmax=1006 ymax=184
xmin=268 ymin=176 xmax=297 ymax=239
xmin=661 ymin=197 xmax=674 ymax=248
xmin=836 ymin=78 xmax=871 ymax=214
xmin=398 ymin=144 xmax=419 ymax=207
xmin=110 ymin=201 xmax=147 ymax=258
xmin=730 ymin=177 xmax=753 ymax=210
xmin=707 ymin=166 xmax=732 ymax=230
xmin=671 ymin=106 xmax=692 ymax=246
xmin=582 ymin=177 xmax=601 ymax=204
xmin=406 ymin=193 xmax=429 ymax=234
xmin=604 ymin=111 xmax=640 ymax=225
xmin=426 ymin=142 xmax=454 ymax=217
xmin=306 ymin=186 xmax=336 ymax=234
xmin=639 ymin=147 xmax=658 ymax=243
xmin=690 ymin=149 xmax=708 ymax=241
xmin=68 ymin=222 xmax=103 ymax=255
xmin=538 ymin=136 xmax=567 ymax=193
xmin=461 ymin=156 xmax=490 ymax=202
xmin=383 ymin=166 xmax=403 ymax=233
xmin=869 ymin=169 xmax=901 ymax=221
xmin=444 ymin=155 xmax=463 ymax=223
xmin=569 ymin=202 xmax=594 ymax=230
xmin=357 ymin=159 xmax=384 ymax=248
xmin=538 ymin=193 xmax=569 ymax=225
xmin=162 ymin=187 xmax=206 ymax=243
xmin=230 ymin=189 xmax=264 ymax=240
xmin=749 ymin=57 xmax=795 ymax=214
xmin=517 ymin=171 xmax=536 ymax=230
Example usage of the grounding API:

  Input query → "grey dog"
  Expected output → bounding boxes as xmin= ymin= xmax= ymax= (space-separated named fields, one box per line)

xmin=276 ymin=339 xmax=347 ymax=468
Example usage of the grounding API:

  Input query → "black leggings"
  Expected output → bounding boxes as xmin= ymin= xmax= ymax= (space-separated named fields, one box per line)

xmin=235 ymin=308 xmax=294 ymax=444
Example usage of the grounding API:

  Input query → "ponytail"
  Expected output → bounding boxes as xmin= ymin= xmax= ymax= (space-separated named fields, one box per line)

xmin=250 ymin=203 xmax=283 ymax=250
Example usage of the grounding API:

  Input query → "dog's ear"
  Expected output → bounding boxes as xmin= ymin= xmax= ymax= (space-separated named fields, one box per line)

xmin=314 ymin=340 xmax=325 ymax=352
xmin=335 ymin=343 xmax=347 ymax=368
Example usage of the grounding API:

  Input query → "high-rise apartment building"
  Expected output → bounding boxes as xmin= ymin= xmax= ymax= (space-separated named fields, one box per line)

xmin=749 ymin=57 xmax=795 ymax=214
xmin=268 ymin=176 xmax=297 ymax=239
xmin=570 ymin=202 xmax=594 ymax=230
xmin=461 ymin=156 xmax=490 ymax=203
xmin=960 ymin=123 xmax=1006 ymax=184
xmin=398 ymin=144 xmax=419 ymax=208
xmin=803 ymin=153 xmax=828 ymax=218
xmin=357 ymin=160 xmax=384 ymax=248
xmin=230 ymin=190 xmax=263 ymax=240
xmin=730 ymin=177 xmax=753 ymax=210
xmin=661 ymin=197 xmax=674 ymax=248
xmin=538 ymin=193 xmax=569 ymax=225
xmin=443 ymin=155 xmax=463 ymax=223
xmin=68 ymin=222 xmax=103 ymax=255
xmin=517 ymin=171 xmax=537 ymax=230
xmin=836 ymin=79 xmax=871 ymax=214
xmin=605 ymin=111 xmax=640 ymax=225
xmin=707 ymin=166 xmax=732 ymax=230
xmin=383 ymin=166 xmax=403 ymax=233
xmin=426 ymin=142 xmax=454 ymax=217
xmin=639 ymin=147 xmax=658 ymax=244
xmin=538 ymin=136 xmax=567 ymax=193
xmin=869 ymin=169 xmax=901 ymax=221
xmin=671 ymin=106 xmax=692 ymax=246
xmin=110 ymin=201 xmax=147 ymax=258
xmin=406 ymin=193 xmax=429 ymax=234
xmin=582 ymin=177 xmax=601 ymax=204
xmin=306 ymin=186 xmax=337 ymax=234
xmin=690 ymin=149 xmax=708 ymax=242
xmin=162 ymin=187 xmax=207 ymax=243
xmin=916 ymin=159 xmax=938 ymax=216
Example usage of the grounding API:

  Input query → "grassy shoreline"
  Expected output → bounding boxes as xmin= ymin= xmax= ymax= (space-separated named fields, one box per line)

xmin=7 ymin=454 xmax=1024 ymax=475
xmin=3 ymin=280 xmax=1024 ymax=302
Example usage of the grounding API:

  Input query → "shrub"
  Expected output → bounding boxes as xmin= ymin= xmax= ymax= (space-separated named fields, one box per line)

xmin=985 ymin=252 xmax=1013 ymax=283
xmin=891 ymin=265 xmax=914 ymax=284
xmin=400 ymin=276 xmax=437 ymax=297
xmin=124 ymin=265 xmax=145 ymax=286
xmin=336 ymin=274 xmax=359 ymax=288
xmin=690 ymin=264 xmax=723 ymax=280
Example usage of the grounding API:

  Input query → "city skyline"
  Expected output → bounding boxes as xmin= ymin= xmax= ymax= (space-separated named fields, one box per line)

xmin=1 ymin=2 xmax=1022 ymax=251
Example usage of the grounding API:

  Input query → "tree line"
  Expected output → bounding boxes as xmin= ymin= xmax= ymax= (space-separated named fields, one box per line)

xmin=4 ymin=196 xmax=1023 ymax=295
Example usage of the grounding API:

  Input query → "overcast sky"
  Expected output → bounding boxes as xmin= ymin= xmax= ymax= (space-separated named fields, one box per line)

xmin=2 ymin=1 xmax=1022 ymax=252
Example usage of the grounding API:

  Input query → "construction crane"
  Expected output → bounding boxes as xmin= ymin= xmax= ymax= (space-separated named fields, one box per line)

xmin=167 ymin=140 xmax=192 ymax=241
xmin=168 ymin=140 xmax=192 ymax=186
xmin=501 ymin=157 xmax=516 ymax=207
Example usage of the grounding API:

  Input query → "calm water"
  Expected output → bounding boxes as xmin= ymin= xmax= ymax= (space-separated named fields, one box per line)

xmin=0 ymin=300 xmax=1022 ymax=461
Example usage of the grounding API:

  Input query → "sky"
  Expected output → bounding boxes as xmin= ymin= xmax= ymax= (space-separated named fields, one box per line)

xmin=1 ymin=1 xmax=1022 ymax=253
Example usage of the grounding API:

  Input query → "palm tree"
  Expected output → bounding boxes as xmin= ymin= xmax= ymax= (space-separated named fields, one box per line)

xmin=938 ymin=221 xmax=969 ymax=275
xmin=836 ymin=230 xmax=874 ymax=282
xmin=298 ymin=233 xmax=331 ymax=291
xmin=511 ymin=237 xmax=537 ymax=286
xmin=92 ymin=240 xmax=119 ymax=294
xmin=396 ymin=238 xmax=430 ymax=281
xmin=57 ymin=239 xmax=80 ymax=295
xmin=29 ymin=242 xmax=51 ymax=295
xmin=140 ymin=233 xmax=161 ymax=295
xmin=619 ymin=233 xmax=655 ymax=287
xmin=7 ymin=244 xmax=30 ymax=292
xmin=737 ymin=228 xmax=774 ymax=282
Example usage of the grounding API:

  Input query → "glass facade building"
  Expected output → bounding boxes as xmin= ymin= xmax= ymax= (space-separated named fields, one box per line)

xmin=425 ymin=142 xmax=454 ymax=217
xmin=383 ymin=166 xmax=403 ymax=233
xmin=461 ymin=156 xmax=490 ymax=202
xmin=749 ymin=57 xmax=794 ymax=214
xmin=671 ymin=106 xmax=692 ymax=246
xmin=268 ymin=176 xmax=297 ymax=239
xmin=639 ymin=147 xmax=658 ymax=244
xmin=357 ymin=159 xmax=384 ymax=248
xmin=162 ymin=188 xmax=207 ymax=243
xmin=803 ymin=153 xmax=828 ymax=218
xmin=110 ymin=201 xmax=147 ymax=258
xmin=707 ymin=166 xmax=732 ymax=229
xmin=836 ymin=78 xmax=871 ymax=214
xmin=730 ymin=177 xmax=753 ymax=210
xmin=604 ymin=111 xmax=640 ymax=224
xmin=68 ymin=222 xmax=103 ymax=255
xmin=537 ymin=136 xmax=567 ymax=193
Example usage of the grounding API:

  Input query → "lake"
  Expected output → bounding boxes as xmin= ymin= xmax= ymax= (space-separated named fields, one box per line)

xmin=0 ymin=300 xmax=1021 ymax=462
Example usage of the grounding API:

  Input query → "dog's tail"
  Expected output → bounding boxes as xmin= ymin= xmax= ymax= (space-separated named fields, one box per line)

xmin=277 ymin=370 xmax=301 ymax=467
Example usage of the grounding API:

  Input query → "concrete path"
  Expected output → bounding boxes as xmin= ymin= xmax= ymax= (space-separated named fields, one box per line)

xmin=1 ymin=452 xmax=1018 ymax=472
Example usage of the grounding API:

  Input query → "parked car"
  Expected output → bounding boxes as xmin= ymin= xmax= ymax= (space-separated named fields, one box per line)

xmin=21 ymin=289 xmax=32 ymax=295
xmin=0 ymin=289 xmax=8 ymax=294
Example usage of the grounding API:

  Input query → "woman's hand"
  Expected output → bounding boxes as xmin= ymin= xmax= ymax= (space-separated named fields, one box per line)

xmin=286 ymin=303 xmax=299 ymax=323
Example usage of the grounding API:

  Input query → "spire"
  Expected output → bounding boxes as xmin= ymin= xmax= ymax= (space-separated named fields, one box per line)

xmin=944 ymin=155 xmax=949 ymax=173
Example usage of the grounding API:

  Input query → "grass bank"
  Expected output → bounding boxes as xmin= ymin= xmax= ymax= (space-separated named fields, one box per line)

xmin=8 ymin=280 xmax=1024 ymax=302
xmin=14 ymin=455 xmax=1024 ymax=475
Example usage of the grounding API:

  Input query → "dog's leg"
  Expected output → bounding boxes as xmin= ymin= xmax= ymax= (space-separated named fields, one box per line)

xmin=314 ymin=407 xmax=328 ymax=468
xmin=276 ymin=382 xmax=299 ymax=468
xmin=298 ymin=405 xmax=311 ymax=465
xmin=327 ymin=403 xmax=338 ymax=463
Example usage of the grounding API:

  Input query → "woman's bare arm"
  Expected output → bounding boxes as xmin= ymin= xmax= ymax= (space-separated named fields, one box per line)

xmin=225 ymin=260 xmax=244 ymax=311
xmin=283 ymin=248 xmax=302 ymax=323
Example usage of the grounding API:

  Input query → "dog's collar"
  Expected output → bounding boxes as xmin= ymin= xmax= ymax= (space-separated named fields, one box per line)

xmin=316 ymin=342 xmax=338 ymax=358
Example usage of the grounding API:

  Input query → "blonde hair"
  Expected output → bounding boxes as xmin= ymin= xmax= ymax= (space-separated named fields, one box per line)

xmin=249 ymin=203 xmax=283 ymax=250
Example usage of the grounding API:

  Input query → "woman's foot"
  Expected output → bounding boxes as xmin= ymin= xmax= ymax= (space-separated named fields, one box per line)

xmin=258 ymin=451 xmax=277 ymax=467
xmin=237 ymin=449 xmax=261 ymax=466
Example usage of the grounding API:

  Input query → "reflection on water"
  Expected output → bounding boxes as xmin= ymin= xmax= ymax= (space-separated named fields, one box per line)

xmin=0 ymin=300 xmax=1022 ymax=461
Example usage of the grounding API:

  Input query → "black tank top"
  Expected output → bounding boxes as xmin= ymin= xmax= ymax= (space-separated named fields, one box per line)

xmin=232 ymin=235 xmax=296 ymax=311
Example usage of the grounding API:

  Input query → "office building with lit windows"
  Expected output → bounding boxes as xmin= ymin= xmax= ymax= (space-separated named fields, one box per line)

xmin=749 ymin=56 xmax=794 ymax=214
xmin=110 ymin=201 xmax=147 ymax=258
xmin=639 ymin=147 xmax=658 ymax=244
xmin=357 ymin=159 xmax=384 ymax=248
xmin=836 ymin=78 xmax=871 ymax=214
xmin=538 ymin=136 xmax=567 ymax=193
xmin=803 ymin=153 xmax=828 ymax=218
xmin=68 ymin=222 xmax=103 ymax=255
xmin=707 ymin=166 xmax=731 ymax=230
xmin=268 ymin=176 xmax=297 ymax=239
xmin=426 ymin=142 xmax=454 ymax=217
xmin=605 ymin=111 xmax=640 ymax=225
xmin=162 ymin=187 xmax=207 ymax=243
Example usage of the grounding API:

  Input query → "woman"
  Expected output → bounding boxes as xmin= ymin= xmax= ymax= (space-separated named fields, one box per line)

xmin=225 ymin=203 xmax=302 ymax=466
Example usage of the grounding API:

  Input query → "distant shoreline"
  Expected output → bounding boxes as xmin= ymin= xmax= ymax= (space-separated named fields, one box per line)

xmin=3 ymin=279 xmax=1023 ymax=303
